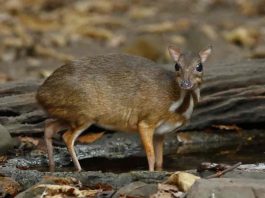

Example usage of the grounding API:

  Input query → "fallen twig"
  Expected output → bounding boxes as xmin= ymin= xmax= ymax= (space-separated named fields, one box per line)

xmin=206 ymin=162 xmax=242 ymax=179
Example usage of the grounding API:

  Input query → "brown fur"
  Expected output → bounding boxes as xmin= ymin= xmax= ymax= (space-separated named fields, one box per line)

xmin=37 ymin=54 xmax=181 ymax=131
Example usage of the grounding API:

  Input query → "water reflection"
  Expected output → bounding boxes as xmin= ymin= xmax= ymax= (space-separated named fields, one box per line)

xmin=78 ymin=140 xmax=265 ymax=172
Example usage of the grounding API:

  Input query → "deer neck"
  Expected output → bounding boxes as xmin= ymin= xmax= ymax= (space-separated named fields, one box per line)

xmin=169 ymin=87 xmax=200 ymax=119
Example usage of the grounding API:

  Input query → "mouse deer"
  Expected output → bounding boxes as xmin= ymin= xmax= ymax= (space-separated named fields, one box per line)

xmin=36 ymin=45 xmax=212 ymax=171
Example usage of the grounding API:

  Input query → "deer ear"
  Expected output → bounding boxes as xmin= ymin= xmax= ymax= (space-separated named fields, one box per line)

xmin=168 ymin=45 xmax=182 ymax=62
xmin=199 ymin=46 xmax=212 ymax=63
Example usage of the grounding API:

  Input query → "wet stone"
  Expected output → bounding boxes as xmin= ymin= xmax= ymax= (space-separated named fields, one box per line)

xmin=112 ymin=181 xmax=158 ymax=198
xmin=186 ymin=178 xmax=265 ymax=198
xmin=0 ymin=166 xmax=170 ymax=190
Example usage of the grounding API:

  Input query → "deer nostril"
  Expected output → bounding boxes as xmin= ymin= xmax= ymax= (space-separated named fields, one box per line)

xmin=180 ymin=80 xmax=192 ymax=89
xmin=182 ymin=80 xmax=189 ymax=86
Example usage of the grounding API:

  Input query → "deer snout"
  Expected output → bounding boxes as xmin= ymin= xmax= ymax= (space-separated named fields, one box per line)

xmin=180 ymin=80 xmax=193 ymax=89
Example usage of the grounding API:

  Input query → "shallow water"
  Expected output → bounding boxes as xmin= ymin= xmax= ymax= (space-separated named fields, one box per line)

xmin=68 ymin=140 xmax=265 ymax=172
xmin=13 ymin=131 xmax=265 ymax=173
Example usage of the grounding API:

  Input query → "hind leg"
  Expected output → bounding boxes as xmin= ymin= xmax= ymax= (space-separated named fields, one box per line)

xmin=44 ymin=119 xmax=67 ymax=172
xmin=63 ymin=123 xmax=92 ymax=172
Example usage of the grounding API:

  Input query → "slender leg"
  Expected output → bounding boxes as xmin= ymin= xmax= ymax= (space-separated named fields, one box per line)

xmin=154 ymin=135 xmax=165 ymax=171
xmin=138 ymin=121 xmax=155 ymax=171
xmin=44 ymin=119 xmax=66 ymax=172
xmin=63 ymin=123 xmax=91 ymax=172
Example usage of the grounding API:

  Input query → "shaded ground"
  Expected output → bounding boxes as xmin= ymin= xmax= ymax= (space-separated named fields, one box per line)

xmin=0 ymin=0 xmax=265 ymax=81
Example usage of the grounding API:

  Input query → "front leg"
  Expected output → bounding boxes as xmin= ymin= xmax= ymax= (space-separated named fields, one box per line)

xmin=154 ymin=134 xmax=165 ymax=171
xmin=138 ymin=121 xmax=155 ymax=171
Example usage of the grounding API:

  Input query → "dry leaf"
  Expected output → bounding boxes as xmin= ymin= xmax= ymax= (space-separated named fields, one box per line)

xmin=223 ymin=27 xmax=259 ymax=48
xmin=138 ymin=21 xmax=176 ymax=33
xmin=177 ymin=132 xmax=193 ymax=144
xmin=19 ymin=136 xmax=39 ymax=146
xmin=74 ymin=0 xmax=113 ymax=14
xmin=4 ymin=0 xmax=24 ymax=12
xmin=164 ymin=172 xmax=200 ymax=192
xmin=201 ymin=24 xmax=218 ymax=40
xmin=175 ymin=18 xmax=192 ymax=31
xmin=0 ymin=155 xmax=7 ymax=163
xmin=39 ymin=69 xmax=53 ymax=78
xmin=3 ymin=37 xmax=24 ymax=48
xmin=212 ymin=124 xmax=241 ymax=131
xmin=123 ymin=36 xmax=164 ymax=61
xmin=150 ymin=191 xmax=172 ymax=198
xmin=0 ymin=50 xmax=17 ymax=62
xmin=77 ymin=132 xmax=105 ymax=144
xmin=63 ymin=131 xmax=104 ymax=144
xmin=0 ymin=22 xmax=14 ymax=36
xmin=87 ymin=15 xmax=125 ymax=28
xmin=151 ymin=183 xmax=182 ymax=198
xmin=27 ymin=58 xmax=41 ymax=67
xmin=78 ymin=26 xmax=113 ymax=40
xmin=0 ymin=176 xmax=22 ymax=197
xmin=42 ymin=176 xmax=82 ymax=187
xmin=35 ymin=45 xmax=74 ymax=61
xmin=108 ymin=34 xmax=126 ymax=47
xmin=236 ymin=0 xmax=265 ymax=16
xmin=48 ymin=33 xmax=69 ymax=47
xmin=169 ymin=35 xmax=186 ymax=45
xmin=18 ymin=13 xmax=60 ymax=32
xmin=92 ymin=183 xmax=113 ymax=191
xmin=0 ymin=72 xmax=12 ymax=83
xmin=35 ymin=184 xmax=100 ymax=197
xmin=129 ymin=7 xmax=157 ymax=20
xmin=251 ymin=45 xmax=265 ymax=58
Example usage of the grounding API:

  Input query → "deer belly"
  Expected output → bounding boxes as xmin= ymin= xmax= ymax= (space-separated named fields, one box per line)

xmin=154 ymin=121 xmax=183 ymax=135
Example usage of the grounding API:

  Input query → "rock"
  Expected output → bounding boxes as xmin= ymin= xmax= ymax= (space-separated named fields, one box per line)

xmin=0 ymin=124 xmax=15 ymax=154
xmin=113 ymin=181 xmax=157 ymax=198
xmin=0 ymin=176 xmax=21 ymax=197
xmin=186 ymin=178 xmax=265 ymax=198
xmin=239 ymin=163 xmax=265 ymax=171
xmin=165 ymin=172 xmax=200 ymax=192
xmin=0 ymin=166 xmax=170 ymax=189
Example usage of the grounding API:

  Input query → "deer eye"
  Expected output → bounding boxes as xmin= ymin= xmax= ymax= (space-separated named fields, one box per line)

xmin=175 ymin=63 xmax=181 ymax=71
xmin=196 ymin=63 xmax=203 ymax=72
